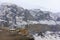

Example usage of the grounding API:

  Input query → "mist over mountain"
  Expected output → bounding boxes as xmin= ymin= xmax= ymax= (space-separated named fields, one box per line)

xmin=0 ymin=3 xmax=60 ymax=27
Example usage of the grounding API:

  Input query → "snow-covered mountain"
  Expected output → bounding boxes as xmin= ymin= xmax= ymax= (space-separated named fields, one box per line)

xmin=0 ymin=3 xmax=60 ymax=27
xmin=0 ymin=3 xmax=24 ymax=27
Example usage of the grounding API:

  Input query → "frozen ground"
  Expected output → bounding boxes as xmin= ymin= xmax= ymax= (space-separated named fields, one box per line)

xmin=33 ymin=31 xmax=60 ymax=40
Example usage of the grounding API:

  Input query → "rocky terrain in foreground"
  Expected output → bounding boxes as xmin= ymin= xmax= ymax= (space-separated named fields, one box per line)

xmin=0 ymin=27 xmax=34 ymax=40
xmin=33 ymin=31 xmax=60 ymax=40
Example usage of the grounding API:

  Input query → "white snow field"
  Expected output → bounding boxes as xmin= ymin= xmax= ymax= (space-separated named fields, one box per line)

xmin=33 ymin=31 xmax=60 ymax=40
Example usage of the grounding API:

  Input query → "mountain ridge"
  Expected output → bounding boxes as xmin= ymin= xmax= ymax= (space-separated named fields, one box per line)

xmin=0 ymin=3 xmax=60 ymax=27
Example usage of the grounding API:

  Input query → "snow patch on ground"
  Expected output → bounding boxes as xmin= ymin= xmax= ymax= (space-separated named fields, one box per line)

xmin=39 ymin=20 xmax=56 ymax=25
xmin=33 ymin=31 xmax=60 ymax=40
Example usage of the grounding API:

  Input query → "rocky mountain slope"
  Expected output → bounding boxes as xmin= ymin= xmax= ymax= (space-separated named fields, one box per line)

xmin=0 ymin=3 xmax=60 ymax=27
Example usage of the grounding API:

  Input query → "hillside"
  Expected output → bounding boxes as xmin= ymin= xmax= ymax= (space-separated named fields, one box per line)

xmin=0 ymin=3 xmax=60 ymax=28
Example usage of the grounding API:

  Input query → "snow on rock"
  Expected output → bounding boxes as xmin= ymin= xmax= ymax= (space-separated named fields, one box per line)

xmin=16 ymin=16 xmax=27 ymax=28
xmin=39 ymin=20 xmax=56 ymax=25
xmin=33 ymin=31 xmax=60 ymax=40
xmin=27 ymin=21 xmax=39 ymax=24
xmin=56 ymin=21 xmax=60 ymax=25
xmin=0 ymin=19 xmax=6 ymax=22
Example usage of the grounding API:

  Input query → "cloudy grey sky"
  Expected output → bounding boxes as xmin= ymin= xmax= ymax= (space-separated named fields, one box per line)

xmin=0 ymin=0 xmax=60 ymax=12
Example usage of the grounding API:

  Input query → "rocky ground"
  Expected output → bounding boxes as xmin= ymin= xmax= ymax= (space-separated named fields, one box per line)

xmin=0 ymin=27 xmax=34 ymax=40
xmin=33 ymin=31 xmax=60 ymax=40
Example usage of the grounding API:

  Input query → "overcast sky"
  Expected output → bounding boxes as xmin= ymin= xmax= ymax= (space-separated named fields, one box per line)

xmin=0 ymin=0 xmax=60 ymax=12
